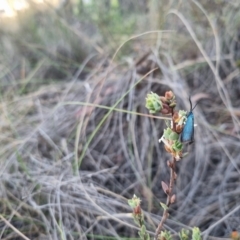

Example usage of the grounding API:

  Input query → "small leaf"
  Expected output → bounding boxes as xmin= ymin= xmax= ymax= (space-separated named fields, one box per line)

xmin=174 ymin=172 xmax=177 ymax=180
xmin=172 ymin=140 xmax=183 ymax=152
xmin=139 ymin=225 xmax=146 ymax=236
xmin=169 ymin=102 xmax=176 ymax=108
xmin=164 ymin=128 xmax=172 ymax=140
xmin=160 ymin=202 xmax=168 ymax=211
xmin=169 ymin=132 xmax=179 ymax=141
xmin=138 ymin=225 xmax=151 ymax=240
xmin=170 ymin=194 xmax=176 ymax=204
xmin=161 ymin=181 xmax=169 ymax=194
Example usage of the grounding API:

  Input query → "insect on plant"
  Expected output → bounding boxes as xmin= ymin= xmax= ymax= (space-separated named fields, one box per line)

xmin=128 ymin=91 xmax=203 ymax=239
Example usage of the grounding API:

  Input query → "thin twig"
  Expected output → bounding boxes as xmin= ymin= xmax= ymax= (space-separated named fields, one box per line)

xmin=154 ymin=108 xmax=177 ymax=240
xmin=0 ymin=214 xmax=31 ymax=240
xmin=154 ymin=157 xmax=176 ymax=240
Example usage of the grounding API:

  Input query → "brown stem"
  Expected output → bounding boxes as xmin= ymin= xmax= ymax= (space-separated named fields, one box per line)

xmin=154 ymin=157 xmax=176 ymax=240
xmin=155 ymin=108 xmax=177 ymax=240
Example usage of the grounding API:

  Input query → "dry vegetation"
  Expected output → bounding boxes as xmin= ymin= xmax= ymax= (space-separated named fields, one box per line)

xmin=0 ymin=0 xmax=240 ymax=239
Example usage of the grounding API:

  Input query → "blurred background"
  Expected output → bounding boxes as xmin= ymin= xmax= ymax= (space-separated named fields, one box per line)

xmin=0 ymin=0 xmax=240 ymax=239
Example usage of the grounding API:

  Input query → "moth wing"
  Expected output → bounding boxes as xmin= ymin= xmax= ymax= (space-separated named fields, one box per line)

xmin=181 ymin=113 xmax=194 ymax=143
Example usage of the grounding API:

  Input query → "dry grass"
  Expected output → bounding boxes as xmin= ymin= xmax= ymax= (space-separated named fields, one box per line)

xmin=0 ymin=0 xmax=240 ymax=239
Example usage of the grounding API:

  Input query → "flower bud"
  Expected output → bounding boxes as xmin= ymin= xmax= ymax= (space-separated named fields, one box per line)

xmin=160 ymin=108 xmax=170 ymax=114
xmin=133 ymin=205 xmax=141 ymax=215
xmin=128 ymin=194 xmax=141 ymax=208
xmin=173 ymin=112 xmax=179 ymax=121
xmin=145 ymin=92 xmax=162 ymax=114
xmin=165 ymin=91 xmax=174 ymax=100
xmin=175 ymin=125 xmax=183 ymax=134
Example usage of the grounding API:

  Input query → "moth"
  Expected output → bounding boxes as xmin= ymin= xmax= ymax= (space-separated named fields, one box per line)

xmin=181 ymin=97 xmax=198 ymax=144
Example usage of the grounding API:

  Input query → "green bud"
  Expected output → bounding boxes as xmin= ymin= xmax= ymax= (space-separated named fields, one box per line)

xmin=145 ymin=92 xmax=162 ymax=114
xmin=128 ymin=194 xmax=141 ymax=208
xmin=160 ymin=230 xmax=173 ymax=240
xmin=179 ymin=110 xmax=187 ymax=116
xmin=192 ymin=227 xmax=201 ymax=240
xmin=178 ymin=110 xmax=187 ymax=125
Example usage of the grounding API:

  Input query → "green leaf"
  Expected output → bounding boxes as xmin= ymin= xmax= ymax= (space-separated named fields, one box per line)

xmin=172 ymin=140 xmax=183 ymax=152
xmin=164 ymin=128 xmax=173 ymax=140
xmin=169 ymin=132 xmax=179 ymax=140
xmin=138 ymin=225 xmax=150 ymax=240
xmin=160 ymin=202 xmax=168 ymax=210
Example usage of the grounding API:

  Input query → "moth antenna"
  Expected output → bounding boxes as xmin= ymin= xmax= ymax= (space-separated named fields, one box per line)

xmin=188 ymin=96 xmax=193 ymax=111
xmin=192 ymin=102 xmax=199 ymax=111
xmin=188 ymin=96 xmax=199 ymax=111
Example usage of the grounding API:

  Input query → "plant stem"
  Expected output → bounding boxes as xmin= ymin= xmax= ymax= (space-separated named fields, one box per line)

xmin=154 ymin=157 xmax=176 ymax=240
xmin=155 ymin=109 xmax=177 ymax=240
